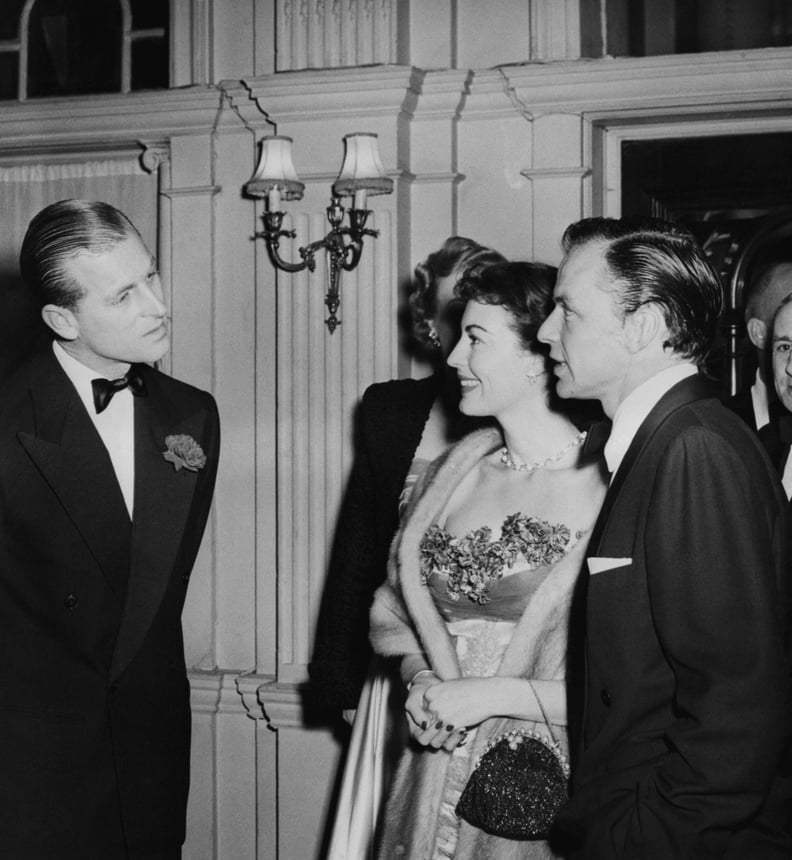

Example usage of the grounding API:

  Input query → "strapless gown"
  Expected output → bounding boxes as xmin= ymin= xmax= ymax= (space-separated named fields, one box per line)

xmin=414 ymin=514 xmax=579 ymax=859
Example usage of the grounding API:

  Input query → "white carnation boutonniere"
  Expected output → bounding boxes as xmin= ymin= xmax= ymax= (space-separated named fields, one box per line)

xmin=163 ymin=434 xmax=207 ymax=473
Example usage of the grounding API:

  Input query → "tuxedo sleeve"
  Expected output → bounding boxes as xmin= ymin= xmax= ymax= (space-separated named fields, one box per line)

xmin=620 ymin=427 xmax=791 ymax=855
xmin=181 ymin=393 xmax=220 ymax=571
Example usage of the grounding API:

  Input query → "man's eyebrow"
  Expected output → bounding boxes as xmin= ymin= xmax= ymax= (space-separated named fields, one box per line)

xmin=773 ymin=333 xmax=792 ymax=342
xmin=110 ymin=257 xmax=158 ymax=297
xmin=111 ymin=282 xmax=135 ymax=297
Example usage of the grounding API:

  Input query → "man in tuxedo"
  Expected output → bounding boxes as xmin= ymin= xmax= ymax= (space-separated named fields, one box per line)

xmin=726 ymin=262 xmax=792 ymax=429
xmin=539 ymin=217 xmax=791 ymax=859
xmin=0 ymin=200 xmax=220 ymax=859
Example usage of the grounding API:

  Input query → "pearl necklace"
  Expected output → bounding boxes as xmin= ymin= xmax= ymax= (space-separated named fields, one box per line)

xmin=500 ymin=430 xmax=587 ymax=473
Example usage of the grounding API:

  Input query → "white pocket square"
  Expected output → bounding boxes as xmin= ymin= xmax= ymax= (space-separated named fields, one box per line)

xmin=588 ymin=556 xmax=632 ymax=575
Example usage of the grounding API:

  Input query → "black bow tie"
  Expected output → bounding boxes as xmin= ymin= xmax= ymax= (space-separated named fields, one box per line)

xmin=583 ymin=418 xmax=612 ymax=457
xmin=91 ymin=367 xmax=147 ymax=414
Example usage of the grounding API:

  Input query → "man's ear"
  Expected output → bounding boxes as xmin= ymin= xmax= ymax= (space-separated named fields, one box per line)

xmin=623 ymin=303 xmax=664 ymax=354
xmin=41 ymin=304 xmax=78 ymax=341
xmin=746 ymin=317 xmax=767 ymax=350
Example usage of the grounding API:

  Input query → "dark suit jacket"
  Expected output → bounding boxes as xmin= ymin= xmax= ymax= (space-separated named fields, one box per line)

xmin=0 ymin=348 xmax=219 ymax=859
xmin=759 ymin=410 xmax=792 ymax=477
xmin=557 ymin=375 xmax=792 ymax=860
xmin=723 ymin=385 xmax=760 ymax=429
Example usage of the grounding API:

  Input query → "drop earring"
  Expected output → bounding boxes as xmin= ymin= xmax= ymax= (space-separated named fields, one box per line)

xmin=428 ymin=324 xmax=441 ymax=349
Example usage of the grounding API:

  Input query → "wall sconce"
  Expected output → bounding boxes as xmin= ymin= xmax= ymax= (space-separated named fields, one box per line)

xmin=245 ymin=132 xmax=393 ymax=333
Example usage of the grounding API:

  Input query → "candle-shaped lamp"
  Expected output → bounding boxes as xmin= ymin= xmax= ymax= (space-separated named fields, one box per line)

xmin=333 ymin=132 xmax=393 ymax=211
xmin=244 ymin=135 xmax=305 ymax=210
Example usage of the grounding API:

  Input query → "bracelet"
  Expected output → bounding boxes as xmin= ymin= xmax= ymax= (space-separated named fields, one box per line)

xmin=407 ymin=669 xmax=436 ymax=691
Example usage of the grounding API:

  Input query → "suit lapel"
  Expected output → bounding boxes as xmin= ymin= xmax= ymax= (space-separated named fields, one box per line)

xmin=110 ymin=369 xmax=202 ymax=680
xmin=17 ymin=351 xmax=132 ymax=582
xmin=590 ymin=374 xmax=716 ymax=553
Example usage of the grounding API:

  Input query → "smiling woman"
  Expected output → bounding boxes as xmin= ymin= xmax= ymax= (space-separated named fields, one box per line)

xmin=369 ymin=261 xmax=608 ymax=860
xmin=449 ymin=263 xmax=557 ymax=425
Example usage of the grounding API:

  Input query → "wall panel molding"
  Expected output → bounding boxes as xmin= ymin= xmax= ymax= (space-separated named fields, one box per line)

xmin=276 ymin=0 xmax=397 ymax=71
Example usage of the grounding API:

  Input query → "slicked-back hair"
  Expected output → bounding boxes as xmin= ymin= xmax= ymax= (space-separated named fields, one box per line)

xmin=409 ymin=236 xmax=506 ymax=346
xmin=19 ymin=199 xmax=142 ymax=313
xmin=745 ymin=261 xmax=792 ymax=323
xmin=562 ymin=217 xmax=723 ymax=364
xmin=771 ymin=289 xmax=792 ymax=333
xmin=455 ymin=260 xmax=558 ymax=353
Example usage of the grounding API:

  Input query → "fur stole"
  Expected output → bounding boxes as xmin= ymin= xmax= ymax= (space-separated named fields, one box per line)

xmin=370 ymin=427 xmax=584 ymax=685
xmin=370 ymin=428 xmax=590 ymax=860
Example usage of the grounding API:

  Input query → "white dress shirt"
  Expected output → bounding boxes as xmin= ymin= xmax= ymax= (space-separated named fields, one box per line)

xmin=53 ymin=341 xmax=135 ymax=518
xmin=604 ymin=363 xmax=698 ymax=480
xmin=750 ymin=369 xmax=770 ymax=430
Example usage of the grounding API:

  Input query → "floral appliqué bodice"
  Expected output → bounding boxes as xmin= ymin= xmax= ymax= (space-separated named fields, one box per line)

xmin=420 ymin=513 xmax=581 ymax=606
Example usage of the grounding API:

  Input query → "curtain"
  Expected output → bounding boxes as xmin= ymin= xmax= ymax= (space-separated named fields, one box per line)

xmin=0 ymin=157 xmax=158 ymax=373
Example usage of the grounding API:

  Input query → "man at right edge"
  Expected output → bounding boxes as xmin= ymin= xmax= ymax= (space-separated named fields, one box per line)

xmin=539 ymin=216 xmax=792 ymax=859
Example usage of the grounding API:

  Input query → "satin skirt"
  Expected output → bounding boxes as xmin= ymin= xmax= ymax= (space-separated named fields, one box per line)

xmin=326 ymin=659 xmax=405 ymax=860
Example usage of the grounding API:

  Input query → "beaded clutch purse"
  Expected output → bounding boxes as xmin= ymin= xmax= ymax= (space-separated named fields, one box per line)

xmin=455 ymin=682 xmax=570 ymax=841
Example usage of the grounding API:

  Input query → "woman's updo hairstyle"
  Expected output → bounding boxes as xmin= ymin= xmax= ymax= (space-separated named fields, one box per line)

xmin=409 ymin=237 xmax=505 ymax=347
xmin=455 ymin=261 xmax=558 ymax=352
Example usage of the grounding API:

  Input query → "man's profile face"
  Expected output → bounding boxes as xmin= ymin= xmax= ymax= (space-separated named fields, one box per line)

xmin=59 ymin=231 xmax=169 ymax=378
xmin=771 ymin=301 xmax=792 ymax=413
xmin=537 ymin=240 xmax=631 ymax=418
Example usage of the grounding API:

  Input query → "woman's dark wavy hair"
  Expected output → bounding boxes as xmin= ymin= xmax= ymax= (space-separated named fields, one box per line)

xmin=562 ymin=216 xmax=723 ymax=364
xmin=409 ymin=236 xmax=505 ymax=346
xmin=20 ymin=199 xmax=141 ymax=312
xmin=455 ymin=260 xmax=558 ymax=353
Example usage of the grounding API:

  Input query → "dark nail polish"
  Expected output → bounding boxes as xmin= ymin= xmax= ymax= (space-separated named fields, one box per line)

xmin=435 ymin=720 xmax=443 ymax=729
xmin=446 ymin=724 xmax=454 ymax=731
xmin=421 ymin=721 xmax=427 ymax=730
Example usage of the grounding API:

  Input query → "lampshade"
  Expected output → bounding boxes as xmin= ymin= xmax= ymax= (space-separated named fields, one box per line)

xmin=245 ymin=135 xmax=305 ymax=201
xmin=332 ymin=132 xmax=393 ymax=198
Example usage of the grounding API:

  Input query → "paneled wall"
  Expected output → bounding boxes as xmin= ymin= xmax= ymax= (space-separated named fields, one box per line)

xmin=2 ymin=1 xmax=792 ymax=858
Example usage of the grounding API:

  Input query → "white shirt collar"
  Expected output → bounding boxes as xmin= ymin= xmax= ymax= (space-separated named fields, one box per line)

xmin=52 ymin=341 xmax=103 ymax=415
xmin=750 ymin=368 xmax=770 ymax=429
xmin=604 ymin=363 xmax=698 ymax=477
xmin=51 ymin=341 xmax=131 ymax=416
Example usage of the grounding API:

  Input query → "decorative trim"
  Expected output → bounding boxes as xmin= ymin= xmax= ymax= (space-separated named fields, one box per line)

xmin=237 ymin=65 xmax=424 ymax=125
xmin=254 ymin=681 xmax=307 ymax=729
xmin=0 ymin=142 xmax=145 ymax=166
xmin=189 ymin=670 xmax=279 ymax=723
xmin=233 ymin=672 xmax=273 ymax=722
xmin=530 ymin=0 xmax=581 ymax=61
xmin=139 ymin=142 xmax=170 ymax=173
xmin=276 ymin=0 xmax=397 ymax=72
xmin=406 ymin=171 xmax=464 ymax=186
xmin=189 ymin=670 xmax=228 ymax=713
xmin=521 ymin=166 xmax=592 ymax=180
xmin=497 ymin=47 xmax=792 ymax=118
xmin=0 ymin=86 xmax=227 ymax=150
xmin=405 ymin=69 xmax=471 ymax=122
xmin=160 ymin=184 xmax=222 ymax=198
